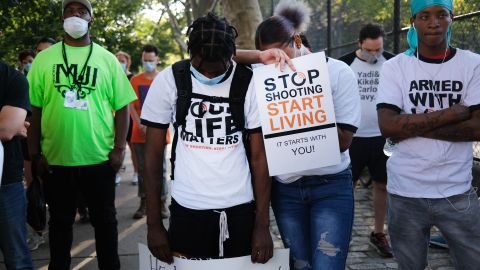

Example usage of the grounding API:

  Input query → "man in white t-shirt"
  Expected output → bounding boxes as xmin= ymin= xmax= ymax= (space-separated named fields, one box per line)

xmin=377 ymin=0 xmax=480 ymax=269
xmin=141 ymin=13 xmax=272 ymax=264
xmin=339 ymin=23 xmax=394 ymax=258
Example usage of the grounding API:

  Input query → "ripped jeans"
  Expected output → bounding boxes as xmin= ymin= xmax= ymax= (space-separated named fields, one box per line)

xmin=272 ymin=169 xmax=354 ymax=270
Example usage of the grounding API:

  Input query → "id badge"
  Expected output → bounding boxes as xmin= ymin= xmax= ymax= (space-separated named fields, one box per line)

xmin=64 ymin=89 xmax=89 ymax=110
xmin=64 ymin=89 xmax=77 ymax=108
xmin=75 ymin=100 xmax=89 ymax=110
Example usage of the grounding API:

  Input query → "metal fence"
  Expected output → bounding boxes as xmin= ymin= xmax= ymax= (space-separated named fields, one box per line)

xmin=259 ymin=0 xmax=480 ymax=160
xmin=326 ymin=10 xmax=480 ymax=58
xmin=327 ymin=10 xmax=480 ymax=162
xmin=259 ymin=1 xmax=480 ymax=58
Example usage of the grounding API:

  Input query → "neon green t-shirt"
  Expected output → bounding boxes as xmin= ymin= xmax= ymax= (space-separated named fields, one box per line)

xmin=28 ymin=42 xmax=137 ymax=166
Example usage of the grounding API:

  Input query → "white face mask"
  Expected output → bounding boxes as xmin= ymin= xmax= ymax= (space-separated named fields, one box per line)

xmin=63 ymin=17 xmax=89 ymax=39
xmin=359 ymin=49 xmax=384 ymax=64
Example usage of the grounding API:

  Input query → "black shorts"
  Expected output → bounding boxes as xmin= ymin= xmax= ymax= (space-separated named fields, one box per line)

xmin=168 ymin=199 xmax=254 ymax=259
xmin=349 ymin=136 xmax=388 ymax=183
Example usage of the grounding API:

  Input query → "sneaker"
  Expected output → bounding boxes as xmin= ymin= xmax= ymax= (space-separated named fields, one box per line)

xmin=430 ymin=235 xmax=448 ymax=249
xmin=115 ymin=174 xmax=122 ymax=186
xmin=27 ymin=233 xmax=45 ymax=251
xmin=369 ymin=232 xmax=394 ymax=258
xmin=131 ymin=173 xmax=138 ymax=185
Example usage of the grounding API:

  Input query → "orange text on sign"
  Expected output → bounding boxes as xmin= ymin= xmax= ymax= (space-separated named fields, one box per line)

xmin=267 ymin=94 xmax=328 ymax=131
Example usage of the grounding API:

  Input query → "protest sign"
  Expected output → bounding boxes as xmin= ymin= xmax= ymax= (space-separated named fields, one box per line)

xmin=253 ymin=51 xmax=340 ymax=176
xmin=139 ymin=243 xmax=289 ymax=270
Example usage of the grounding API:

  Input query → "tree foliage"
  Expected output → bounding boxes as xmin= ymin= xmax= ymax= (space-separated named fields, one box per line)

xmin=0 ymin=0 xmax=184 ymax=69
xmin=0 ymin=0 xmax=63 ymax=64
xmin=258 ymin=0 xmax=480 ymax=57
xmin=2 ymin=0 xmax=478 ymax=69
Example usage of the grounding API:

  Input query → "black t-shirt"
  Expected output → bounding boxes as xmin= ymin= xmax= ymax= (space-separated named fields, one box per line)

xmin=0 ymin=61 xmax=31 ymax=186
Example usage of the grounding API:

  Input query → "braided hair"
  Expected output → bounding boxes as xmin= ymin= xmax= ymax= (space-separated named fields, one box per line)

xmin=187 ymin=12 xmax=238 ymax=62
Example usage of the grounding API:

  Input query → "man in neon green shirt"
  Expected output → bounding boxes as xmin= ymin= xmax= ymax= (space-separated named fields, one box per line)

xmin=27 ymin=1 xmax=136 ymax=269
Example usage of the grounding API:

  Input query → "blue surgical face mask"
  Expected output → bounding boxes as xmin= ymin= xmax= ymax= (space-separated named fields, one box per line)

xmin=25 ymin=63 xmax=32 ymax=72
xmin=189 ymin=64 xmax=227 ymax=86
xmin=120 ymin=63 xmax=127 ymax=72
xmin=143 ymin=61 xmax=156 ymax=72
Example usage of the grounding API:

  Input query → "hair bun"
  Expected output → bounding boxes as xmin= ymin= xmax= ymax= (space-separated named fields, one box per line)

xmin=274 ymin=0 xmax=311 ymax=33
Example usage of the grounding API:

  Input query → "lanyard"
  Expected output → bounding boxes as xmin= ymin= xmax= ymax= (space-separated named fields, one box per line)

xmin=61 ymin=40 xmax=93 ymax=91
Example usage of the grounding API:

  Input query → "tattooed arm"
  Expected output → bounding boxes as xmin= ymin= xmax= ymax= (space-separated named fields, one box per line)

xmin=377 ymin=104 xmax=470 ymax=142
xmin=421 ymin=109 xmax=480 ymax=142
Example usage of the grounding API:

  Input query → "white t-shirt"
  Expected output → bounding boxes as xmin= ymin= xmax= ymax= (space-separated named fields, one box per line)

xmin=340 ymin=52 xmax=391 ymax=137
xmin=274 ymin=58 xmax=361 ymax=183
xmin=141 ymin=61 xmax=259 ymax=210
xmin=377 ymin=49 xmax=480 ymax=198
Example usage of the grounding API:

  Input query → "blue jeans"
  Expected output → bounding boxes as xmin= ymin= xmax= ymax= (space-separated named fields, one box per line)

xmin=0 ymin=182 xmax=34 ymax=270
xmin=272 ymin=169 xmax=354 ymax=270
xmin=388 ymin=190 xmax=480 ymax=270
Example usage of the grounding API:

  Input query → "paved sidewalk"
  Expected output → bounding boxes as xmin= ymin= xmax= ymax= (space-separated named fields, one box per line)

xmin=1 ymin=149 xmax=453 ymax=269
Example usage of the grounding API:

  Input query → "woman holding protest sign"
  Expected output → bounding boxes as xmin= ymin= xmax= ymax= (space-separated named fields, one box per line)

xmin=252 ymin=1 xmax=361 ymax=269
